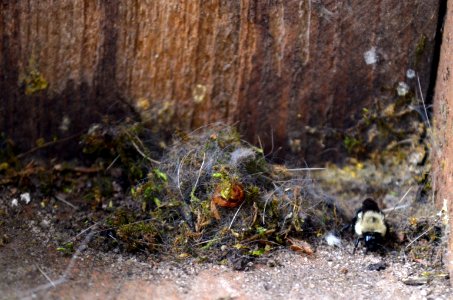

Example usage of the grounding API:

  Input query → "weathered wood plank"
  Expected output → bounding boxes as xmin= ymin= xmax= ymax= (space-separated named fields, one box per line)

xmin=0 ymin=1 xmax=440 ymax=162
xmin=433 ymin=0 xmax=453 ymax=282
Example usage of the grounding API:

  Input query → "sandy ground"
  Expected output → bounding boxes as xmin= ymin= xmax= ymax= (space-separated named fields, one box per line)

xmin=0 ymin=156 xmax=451 ymax=300
xmin=1 ymin=228 xmax=451 ymax=300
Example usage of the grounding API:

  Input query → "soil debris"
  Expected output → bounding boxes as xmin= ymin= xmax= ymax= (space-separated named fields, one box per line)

xmin=0 ymin=119 xmax=451 ymax=298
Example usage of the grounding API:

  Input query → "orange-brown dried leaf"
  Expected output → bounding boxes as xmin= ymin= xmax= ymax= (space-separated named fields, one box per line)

xmin=212 ymin=182 xmax=244 ymax=208
xmin=210 ymin=200 xmax=221 ymax=220
xmin=229 ymin=183 xmax=244 ymax=202
xmin=287 ymin=237 xmax=314 ymax=255
xmin=212 ymin=195 xmax=239 ymax=208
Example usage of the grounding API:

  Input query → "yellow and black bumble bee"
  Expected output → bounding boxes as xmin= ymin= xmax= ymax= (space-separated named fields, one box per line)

xmin=352 ymin=198 xmax=388 ymax=254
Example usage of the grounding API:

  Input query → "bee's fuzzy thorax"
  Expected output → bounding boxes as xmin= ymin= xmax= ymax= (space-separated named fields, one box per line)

xmin=354 ymin=210 xmax=387 ymax=236
xmin=352 ymin=198 xmax=388 ymax=254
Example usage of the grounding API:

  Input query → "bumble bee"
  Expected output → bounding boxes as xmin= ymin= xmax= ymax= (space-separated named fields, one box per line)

xmin=352 ymin=198 xmax=388 ymax=254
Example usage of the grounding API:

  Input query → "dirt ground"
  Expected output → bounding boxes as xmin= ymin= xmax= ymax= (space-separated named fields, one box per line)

xmin=1 ymin=121 xmax=451 ymax=300
xmin=1 ymin=198 xmax=451 ymax=300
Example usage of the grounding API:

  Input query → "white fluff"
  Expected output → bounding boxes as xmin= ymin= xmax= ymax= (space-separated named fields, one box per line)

xmin=20 ymin=192 xmax=31 ymax=204
xmin=325 ymin=232 xmax=342 ymax=247
xmin=363 ymin=47 xmax=378 ymax=65
xmin=229 ymin=148 xmax=255 ymax=166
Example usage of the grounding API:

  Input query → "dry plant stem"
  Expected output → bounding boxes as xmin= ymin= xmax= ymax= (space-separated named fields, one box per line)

xmin=177 ymin=150 xmax=194 ymax=200
xmin=54 ymin=194 xmax=78 ymax=210
xmin=416 ymin=74 xmax=431 ymax=128
xmin=67 ymin=220 xmax=100 ymax=243
xmin=193 ymin=237 xmax=222 ymax=246
xmin=269 ymin=128 xmax=275 ymax=156
xmin=431 ymin=177 xmax=436 ymax=206
xmin=257 ymin=136 xmax=264 ymax=155
xmin=415 ymin=73 xmax=436 ymax=206
xmin=105 ymin=155 xmax=120 ymax=171
xmin=20 ymin=227 xmax=97 ymax=297
xmin=63 ymin=229 xmax=97 ymax=278
xmin=382 ymin=204 xmax=410 ymax=212
xmin=228 ymin=201 xmax=245 ymax=229
xmin=191 ymin=152 xmax=206 ymax=200
xmin=130 ymin=138 xmax=161 ymax=165
xmin=405 ymin=222 xmax=437 ymax=250
xmin=262 ymin=186 xmax=278 ymax=225
xmin=36 ymin=265 xmax=56 ymax=288
xmin=286 ymin=168 xmax=326 ymax=171
xmin=383 ymin=186 xmax=413 ymax=214
xmin=16 ymin=133 xmax=81 ymax=159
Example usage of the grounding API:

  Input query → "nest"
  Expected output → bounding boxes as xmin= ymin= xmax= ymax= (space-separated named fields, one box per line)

xmin=117 ymin=123 xmax=346 ymax=257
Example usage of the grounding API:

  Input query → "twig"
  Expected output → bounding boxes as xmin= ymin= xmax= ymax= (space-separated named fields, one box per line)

xmin=416 ymin=74 xmax=431 ymax=128
xmin=431 ymin=177 xmax=436 ymax=206
xmin=130 ymin=139 xmax=161 ymax=165
xmin=257 ymin=136 xmax=264 ymax=157
xmin=108 ymin=233 xmax=118 ymax=241
xmin=105 ymin=155 xmax=120 ymax=171
xmin=20 ymin=227 xmax=97 ymax=298
xmin=383 ymin=187 xmax=413 ymax=214
xmin=405 ymin=223 xmax=437 ymax=250
xmin=36 ymin=265 xmax=56 ymax=288
xmin=72 ymin=166 xmax=101 ymax=173
xmin=17 ymin=133 xmax=81 ymax=159
xmin=241 ymin=229 xmax=276 ymax=244
xmin=228 ymin=201 xmax=245 ymax=229
xmin=66 ymin=219 xmax=104 ymax=243
xmin=21 ymin=278 xmax=67 ymax=299
xmin=382 ymin=204 xmax=410 ymax=213
xmin=62 ymin=229 xmax=97 ymax=278
xmin=262 ymin=185 xmax=279 ymax=224
xmin=54 ymin=194 xmax=78 ymax=210
xmin=193 ymin=237 xmax=222 ymax=246
xmin=286 ymin=168 xmax=326 ymax=171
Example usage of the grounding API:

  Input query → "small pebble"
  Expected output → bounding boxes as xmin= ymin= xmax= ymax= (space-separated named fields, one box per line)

xmin=368 ymin=262 xmax=387 ymax=271
xmin=402 ymin=276 xmax=429 ymax=286
xmin=266 ymin=259 xmax=277 ymax=268
xmin=397 ymin=82 xmax=410 ymax=96
xmin=406 ymin=69 xmax=416 ymax=79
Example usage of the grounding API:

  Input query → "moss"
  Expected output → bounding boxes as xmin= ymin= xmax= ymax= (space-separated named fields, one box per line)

xmin=18 ymin=57 xmax=49 ymax=95
xmin=107 ymin=208 xmax=135 ymax=227
xmin=23 ymin=70 xmax=48 ymax=95
xmin=132 ymin=169 xmax=169 ymax=212
xmin=10 ymin=123 xmax=345 ymax=259
xmin=245 ymin=185 xmax=260 ymax=202
xmin=81 ymin=122 xmax=154 ymax=183
xmin=82 ymin=176 xmax=114 ymax=209
xmin=56 ymin=242 xmax=74 ymax=256
xmin=0 ymin=133 xmax=18 ymax=170
xmin=415 ymin=34 xmax=427 ymax=62
xmin=117 ymin=221 xmax=157 ymax=252
xmin=343 ymin=135 xmax=363 ymax=155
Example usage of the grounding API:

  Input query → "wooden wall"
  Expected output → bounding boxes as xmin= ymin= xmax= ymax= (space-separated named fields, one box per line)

xmin=0 ymin=1 xmax=440 ymax=163
xmin=433 ymin=0 xmax=453 ymax=282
